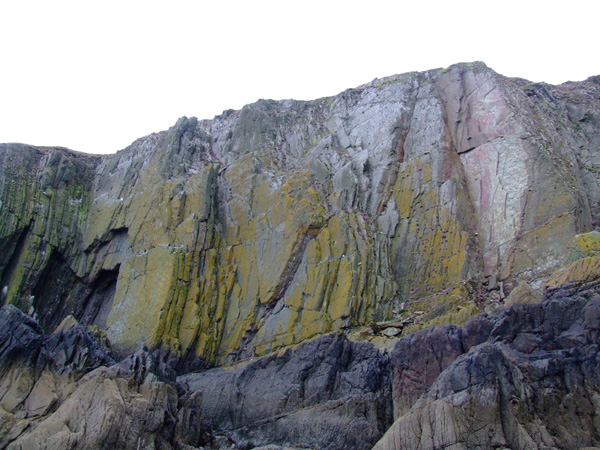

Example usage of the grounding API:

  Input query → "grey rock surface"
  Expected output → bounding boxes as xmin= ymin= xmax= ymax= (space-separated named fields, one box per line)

xmin=178 ymin=333 xmax=392 ymax=450
xmin=1 ymin=62 xmax=600 ymax=449
xmin=0 ymin=307 xmax=391 ymax=449
xmin=375 ymin=282 xmax=600 ymax=449
xmin=1 ymin=282 xmax=600 ymax=449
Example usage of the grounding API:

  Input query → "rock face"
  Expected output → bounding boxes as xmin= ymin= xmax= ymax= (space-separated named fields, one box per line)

xmin=0 ymin=304 xmax=183 ymax=450
xmin=2 ymin=62 xmax=600 ymax=367
xmin=2 ymin=62 xmax=600 ymax=448
xmin=0 ymin=304 xmax=389 ymax=449
xmin=1 ymin=265 xmax=600 ymax=448
xmin=375 ymin=278 xmax=600 ymax=449
xmin=178 ymin=332 xmax=392 ymax=449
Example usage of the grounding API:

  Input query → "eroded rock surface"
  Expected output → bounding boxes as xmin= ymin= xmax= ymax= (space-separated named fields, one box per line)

xmin=2 ymin=63 xmax=600 ymax=367
xmin=0 ymin=305 xmax=391 ymax=449
xmin=375 ymin=281 xmax=600 ymax=449
xmin=178 ymin=332 xmax=392 ymax=450
xmin=2 ymin=279 xmax=600 ymax=449
xmin=2 ymin=62 xmax=600 ymax=449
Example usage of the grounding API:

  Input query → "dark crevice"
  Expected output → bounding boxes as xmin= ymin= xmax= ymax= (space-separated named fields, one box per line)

xmin=268 ymin=232 xmax=312 ymax=305
xmin=84 ymin=226 xmax=129 ymax=254
xmin=0 ymin=226 xmax=31 ymax=306
xmin=30 ymin=250 xmax=88 ymax=333
xmin=175 ymin=347 xmax=208 ymax=375
xmin=79 ymin=267 xmax=120 ymax=328
xmin=110 ymin=227 xmax=129 ymax=238
xmin=458 ymin=145 xmax=478 ymax=155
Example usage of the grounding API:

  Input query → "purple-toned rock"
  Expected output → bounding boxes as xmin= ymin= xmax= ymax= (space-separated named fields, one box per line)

xmin=390 ymin=325 xmax=464 ymax=417
xmin=376 ymin=284 xmax=600 ymax=449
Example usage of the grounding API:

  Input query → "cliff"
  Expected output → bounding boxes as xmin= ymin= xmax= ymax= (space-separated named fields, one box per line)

xmin=1 ymin=61 xmax=600 ymax=449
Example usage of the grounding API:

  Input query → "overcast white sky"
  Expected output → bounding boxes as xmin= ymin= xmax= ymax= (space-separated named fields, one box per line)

xmin=1 ymin=0 xmax=598 ymax=155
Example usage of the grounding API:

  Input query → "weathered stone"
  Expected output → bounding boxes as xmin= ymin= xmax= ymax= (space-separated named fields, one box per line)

xmin=382 ymin=327 xmax=402 ymax=337
xmin=375 ymin=282 xmax=600 ymax=449
xmin=6 ymin=367 xmax=178 ymax=450
xmin=0 ymin=306 xmax=45 ymax=370
xmin=2 ymin=63 xmax=600 ymax=366
xmin=1 ymin=62 xmax=600 ymax=448
xmin=0 ymin=306 xmax=179 ymax=449
xmin=178 ymin=333 xmax=392 ymax=450
xmin=1 ymin=281 xmax=600 ymax=448
xmin=504 ymin=280 xmax=543 ymax=308
xmin=546 ymin=256 xmax=600 ymax=289
xmin=0 ymin=306 xmax=393 ymax=449
xmin=568 ymin=231 xmax=600 ymax=262
xmin=390 ymin=324 xmax=464 ymax=418
xmin=53 ymin=314 xmax=78 ymax=334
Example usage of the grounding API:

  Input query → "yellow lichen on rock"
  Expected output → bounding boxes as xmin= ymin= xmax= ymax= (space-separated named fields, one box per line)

xmin=123 ymin=163 xmax=340 ymax=364
xmin=546 ymin=256 xmax=600 ymax=290
xmin=509 ymin=213 xmax=578 ymax=284
xmin=106 ymin=246 xmax=179 ymax=353
xmin=4 ymin=64 xmax=600 ymax=381
xmin=391 ymin=156 xmax=473 ymax=302
xmin=567 ymin=231 xmax=600 ymax=262
xmin=504 ymin=281 xmax=542 ymax=307
xmin=404 ymin=282 xmax=479 ymax=333
xmin=248 ymin=210 xmax=397 ymax=361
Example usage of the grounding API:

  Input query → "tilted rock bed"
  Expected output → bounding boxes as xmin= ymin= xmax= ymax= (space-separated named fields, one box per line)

xmin=2 ymin=63 xmax=600 ymax=369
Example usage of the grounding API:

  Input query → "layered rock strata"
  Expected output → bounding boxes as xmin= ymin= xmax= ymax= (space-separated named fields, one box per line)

xmin=1 ymin=62 xmax=599 ymax=368
xmin=0 ymin=304 xmax=391 ymax=449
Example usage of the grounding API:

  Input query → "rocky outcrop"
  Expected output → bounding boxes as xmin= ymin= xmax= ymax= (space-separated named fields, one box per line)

xmin=375 ymin=279 xmax=600 ymax=449
xmin=0 ymin=146 xmax=100 ymax=332
xmin=2 ymin=62 xmax=600 ymax=448
xmin=0 ymin=304 xmax=391 ymax=449
xmin=2 ymin=271 xmax=600 ymax=448
xmin=0 ymin=303 xmax=191 ymax=449
xmin=178 ymin=332 xmax=392 ymax=450
xmin=2 ymin=63 xmax=600 ymax=367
